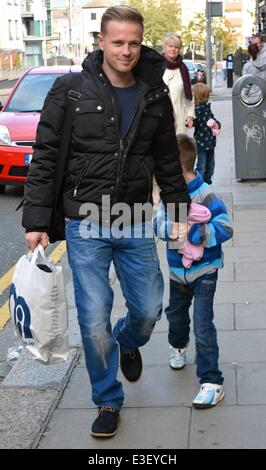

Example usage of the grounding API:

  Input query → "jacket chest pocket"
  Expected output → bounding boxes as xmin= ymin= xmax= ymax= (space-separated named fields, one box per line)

xmin=74 ymin=99 xmax=105 ymax=138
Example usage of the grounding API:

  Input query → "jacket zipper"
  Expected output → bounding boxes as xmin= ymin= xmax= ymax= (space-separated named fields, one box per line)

xmin=111 ymin=87 xmax=166 ymax=201
xmin=111 ymin=93 xmax=125 ymax=201
xmin=142 ymin=161 xmax=152 ymax=202
xmin=73 ymin=160 xmax=90 ymax=198
xmin=184 ymin=267 xmax=188 ymax=284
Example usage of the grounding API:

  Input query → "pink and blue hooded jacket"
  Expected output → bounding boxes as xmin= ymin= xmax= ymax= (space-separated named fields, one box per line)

xmin=153 ymin=171 xmax=233 ymax=283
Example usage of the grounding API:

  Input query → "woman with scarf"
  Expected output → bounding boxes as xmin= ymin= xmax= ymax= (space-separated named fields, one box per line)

xmin=152 ymin=33 xmax=195 ymax=203
xmin=163 ymin=33 xmax=195 ymax=134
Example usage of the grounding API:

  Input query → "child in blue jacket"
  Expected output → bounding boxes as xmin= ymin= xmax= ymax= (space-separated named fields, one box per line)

xmin=154 ymin=134 xmax=233 ymax=409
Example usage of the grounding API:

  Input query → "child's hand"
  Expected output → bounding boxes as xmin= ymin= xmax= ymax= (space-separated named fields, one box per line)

xmin=185 ymin=116 xmax=194 ymax=128
xmin=213 ymin=122 xmax=219 ymax=129
xmin=170 ymin=222 xmax=188 ymax=243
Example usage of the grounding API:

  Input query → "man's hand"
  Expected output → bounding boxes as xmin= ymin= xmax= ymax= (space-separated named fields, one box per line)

xmin=25 ymin=232 xmax=49 ymax=252
xmin=169 ymin=223 xmax=188 ymax=244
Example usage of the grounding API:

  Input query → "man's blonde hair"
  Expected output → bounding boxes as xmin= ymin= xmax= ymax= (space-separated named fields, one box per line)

xmin=100 ymin=5 xmax=144 ymax=34
xmin=193 ymin=83 xmax=210 ymax=105
xmin=177 ymin=134 xmax=197 ymax=172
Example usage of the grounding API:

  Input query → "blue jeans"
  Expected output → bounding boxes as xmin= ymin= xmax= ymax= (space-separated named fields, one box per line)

xmin=196 ymin=149 xmax=215 ymax=184
xmin=66 ymin=220 xmax=164 ymax=409
xmin=165 ymin=272 xmax=223 ymax=385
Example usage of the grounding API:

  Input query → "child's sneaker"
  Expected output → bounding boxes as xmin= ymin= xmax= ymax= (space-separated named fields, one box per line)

xmin=169 ymin=346 xmax=187 ymax=370
xmin=192 ymin=383 xmax=225 ymax=409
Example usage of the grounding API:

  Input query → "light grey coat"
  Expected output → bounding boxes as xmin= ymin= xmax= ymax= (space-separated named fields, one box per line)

xmin=241 ymin=45 xmax=266 ymax=104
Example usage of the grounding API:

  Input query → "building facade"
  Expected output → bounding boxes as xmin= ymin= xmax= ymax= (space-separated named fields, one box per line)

xmin=0 ymin=0 xmax=23 ymax=69
xmin=256 ymin=0 xmax=266 ymax=35
xmin=82 ymin=0 xmax=114 ymax=53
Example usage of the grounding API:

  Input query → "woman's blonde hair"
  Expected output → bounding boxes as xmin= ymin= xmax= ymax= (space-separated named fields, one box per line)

xmin=193 ymin=83 xmax=210 ymax=105
xmin=163 ymin=33 xmax=182 ymax=50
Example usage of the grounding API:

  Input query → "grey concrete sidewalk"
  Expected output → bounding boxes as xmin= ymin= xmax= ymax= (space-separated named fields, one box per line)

xmin=1 ymin=83 xmax=266 ymax=449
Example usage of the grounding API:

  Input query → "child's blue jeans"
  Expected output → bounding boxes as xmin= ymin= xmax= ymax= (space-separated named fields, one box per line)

xmin=196 ymin=149 xmax=215 ymax=184
xmin=165 ymin=271 xmax=223 ymax=385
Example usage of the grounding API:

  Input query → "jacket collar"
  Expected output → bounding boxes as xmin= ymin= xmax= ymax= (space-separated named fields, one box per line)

xmin=82 ymin=45 xmax=166 ymax=91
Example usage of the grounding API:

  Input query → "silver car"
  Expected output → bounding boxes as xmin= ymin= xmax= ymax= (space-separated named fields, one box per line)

xmin=183 ymin=59 xmax=197 ymax=84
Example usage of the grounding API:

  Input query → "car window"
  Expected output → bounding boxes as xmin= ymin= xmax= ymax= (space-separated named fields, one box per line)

xmin=183 ymin=61 xmax=194 ymax=71
xmin=5 ymin=73 xmax=63 ymax=112
xmin=196 ymin=64 xmax=204 ymax=71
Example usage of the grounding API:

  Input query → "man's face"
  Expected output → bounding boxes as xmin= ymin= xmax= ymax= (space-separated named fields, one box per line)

xmin=98 ymin=20 xmax=143 ymax=76
xmin=252 ymin=36 xmax=264 ymax=51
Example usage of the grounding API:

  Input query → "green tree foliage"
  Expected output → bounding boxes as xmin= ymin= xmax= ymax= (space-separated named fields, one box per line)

xmin=129 ymin=0 xmax=182 ymax=46
xmin=181 ymin=13 xmax=238 ymax=58
xmin=181 ymin=13 xmax=206 ymax=50
xmin=212 ymin=18 xmax=238 ymax=57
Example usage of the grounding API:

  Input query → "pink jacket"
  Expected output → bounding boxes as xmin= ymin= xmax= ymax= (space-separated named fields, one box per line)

xmin=178 ymin=203 xmax=211 ymax=268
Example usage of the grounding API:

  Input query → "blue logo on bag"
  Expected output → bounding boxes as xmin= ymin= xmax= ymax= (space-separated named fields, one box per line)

xmin=9 ymin=283 xmax=33 ymax=341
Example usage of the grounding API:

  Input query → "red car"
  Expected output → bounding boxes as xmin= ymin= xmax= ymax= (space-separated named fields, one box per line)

xmin=0 ymin=65 xmax=81 ymax=193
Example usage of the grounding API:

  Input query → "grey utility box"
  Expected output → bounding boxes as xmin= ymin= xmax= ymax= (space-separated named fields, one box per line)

xmin=232 ymin=74 xmax=266 ymax=179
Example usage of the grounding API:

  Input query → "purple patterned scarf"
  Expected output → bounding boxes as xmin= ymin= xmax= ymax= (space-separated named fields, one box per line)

xmin=164 ymin=55 xmax=192 ymax=101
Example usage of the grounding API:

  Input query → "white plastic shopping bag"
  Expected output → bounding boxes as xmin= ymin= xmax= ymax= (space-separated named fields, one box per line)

xmin=9 ymin=245 xmax=69 ymax=364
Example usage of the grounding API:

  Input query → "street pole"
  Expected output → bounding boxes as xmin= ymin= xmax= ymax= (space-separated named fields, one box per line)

xmin=214 ymin=35 xmax=217 ymax=84
xmin=69 ymin=0 xmax=72 ymax=55
xmin=43 ymin=19 xmax=47 ymax=66
xmin=206 ymin=0 xmax=212 ymax=91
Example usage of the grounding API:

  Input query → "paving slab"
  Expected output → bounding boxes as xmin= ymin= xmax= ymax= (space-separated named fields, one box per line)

xmin=190 ymin=406 xmax=266 ymax=449
xmin=218 ymin=330 xmax=266 ymax=363
xmin=57 ymin=364 xmax=236 ymax=410
xmin=233 ymin=232 xmax=266 ymax=247
xmin=38 ymin=407 xmax=191 ymax=449
xmin=223 ymin=246 xmax=266 ymax=262
xmin=235 ymin=262 xmax=266 ymax=281
xmin=233 ymin=191 xmax=266 ymax=205
xmin=213 ymin=303 xmax=235 ymax=330
xmin=235 ymin=303 xmax=266 ymax=329
xmin=233 ymin=220 xmax=266 ymax=232
xmin=237 ymin=363 xmax=266 ymax=405
xmin=232 ymin=208 xmax=266 ymax=221
xmin=215 ymin=280 xmax=266 ymax=303
xmin=218 ymin=263 xmax=234 ymax=282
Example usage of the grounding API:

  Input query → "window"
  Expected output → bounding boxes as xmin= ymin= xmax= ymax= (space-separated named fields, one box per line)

xmin=15 ymin=20 xmax=19 ymax=40
xmin=8 ymin=20 xmax=13 ymax=40
xmin=5 ymin=73 xmax=64 ymax=113
xmin=91 ymin=12 xmax=96 ymax=20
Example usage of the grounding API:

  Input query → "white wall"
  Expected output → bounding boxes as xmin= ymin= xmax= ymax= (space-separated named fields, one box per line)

xmin=0 ymin=0 xmax=23 ymax=50
xmin=82 ymin=7 xmax=107 ymax=52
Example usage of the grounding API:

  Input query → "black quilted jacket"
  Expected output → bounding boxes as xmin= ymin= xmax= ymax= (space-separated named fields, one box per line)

xmin=22 ymin=46 xmax=190 ymax=231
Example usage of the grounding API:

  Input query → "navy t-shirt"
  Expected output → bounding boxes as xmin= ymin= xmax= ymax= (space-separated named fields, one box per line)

xmin=113 ymin=83 xmax=139 ymax=138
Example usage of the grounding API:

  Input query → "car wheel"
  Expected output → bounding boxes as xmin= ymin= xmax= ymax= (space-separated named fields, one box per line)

xmin=0 ymin=184 xmax=6 ymax=194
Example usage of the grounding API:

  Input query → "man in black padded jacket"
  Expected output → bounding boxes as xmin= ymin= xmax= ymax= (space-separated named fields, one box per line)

xmin=23 ymin=5 xmax=190 ymax=438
